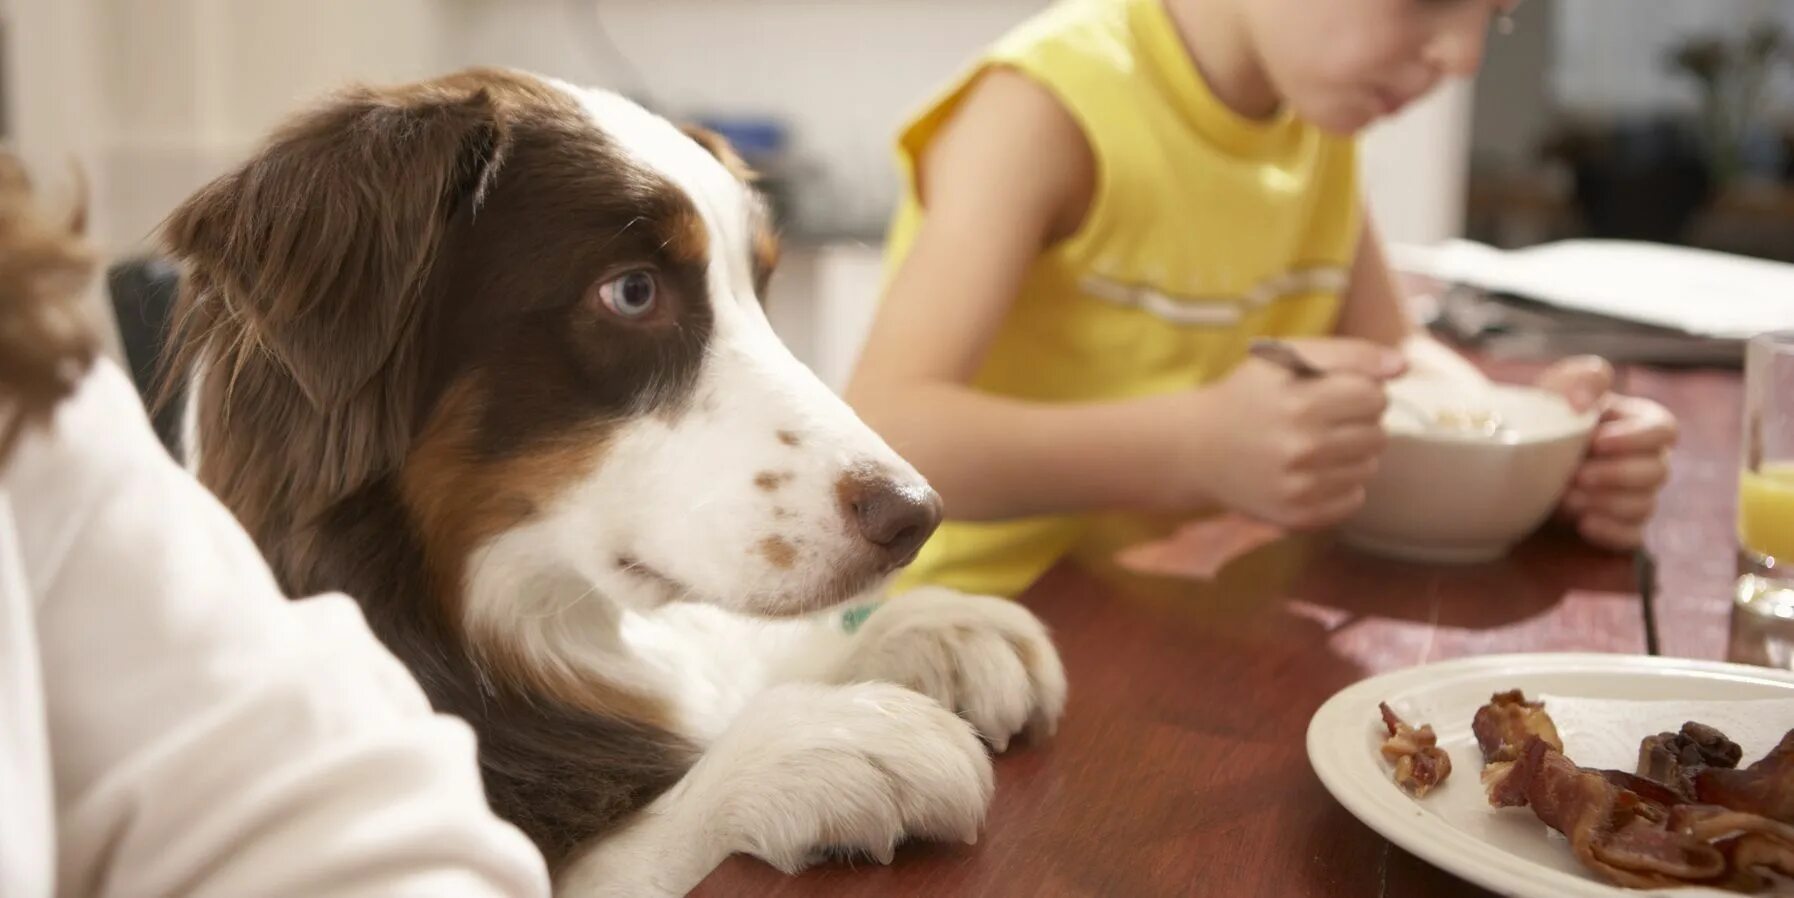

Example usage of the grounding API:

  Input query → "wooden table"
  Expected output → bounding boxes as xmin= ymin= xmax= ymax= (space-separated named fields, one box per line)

xmin=694 ymin=363 xmax=1746 ymax=897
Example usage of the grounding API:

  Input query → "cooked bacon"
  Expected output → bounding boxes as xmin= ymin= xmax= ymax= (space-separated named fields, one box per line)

xmin=1668 ymin=804 xmax=1794 ymax=892
xmin=1379 ymin=702 xmax=1452 ymax=797
xmin=1482 ymin=759 xmax=1521 ymax=805
xmin=1695 ymin=729 xmax=1794 ymax=826
xmin=1716 ymin=834 xmax=1794 ymax=893
xmin=1492 ymin=737 xmax=1726 ymax=888
xmin=1669 ymin=803 xmax=1794 ymax=845
xmin=1395 ymin=749 xmax=1452 ymax=798
xmin=1639 ymin=722 xmax=1745 ymax=801
xmin=1482 ymin=710 xmax=1794 ymax=892
xmin=1595 ymin=815 xmax=1731 ymax=884
xmin=1472 ymin=689 xmax=1563 ymax=764
xmin=1597 ymin=769 xmax=1681 ymax=821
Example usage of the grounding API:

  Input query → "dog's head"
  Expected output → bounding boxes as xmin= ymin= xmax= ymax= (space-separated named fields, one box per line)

xmin=164 ymin=69 xmax=938 ymax=636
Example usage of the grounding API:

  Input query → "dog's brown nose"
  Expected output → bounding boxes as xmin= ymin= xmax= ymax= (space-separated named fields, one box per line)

xmin=836 ymin=467 xmax=943 ymax=569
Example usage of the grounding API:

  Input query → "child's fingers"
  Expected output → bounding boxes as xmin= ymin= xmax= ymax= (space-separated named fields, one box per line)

xmin=1561 ymin=488 xmax=1590 ymax=516
xmin=1296 ymin=424 xmax=1386 ymax=468
xmin=1574 ymin=453 xmax=1670 ymax=492
xmin=1285 ymin=459 xmax=1376 ymax=505
xmin=1303 ymin=376 xmax=1390 ymax=424
xmin=1577 ymin=514 xmax=1646 ymax=551
xmin=1536 ymin=355 xmax=1614 ymax=413
xmin=1576 ymin=489 xmax=1658 ymax=525
xmin=1285 ymin=485 xmax=1368 ymax=531
xmin=1311 ymin=457 xmax=1381 ymax=496
xmin=1288 ymin=338 xmax=1407 ymax=381
xmin=1589 ymin=398 xmax=1678 ymax=456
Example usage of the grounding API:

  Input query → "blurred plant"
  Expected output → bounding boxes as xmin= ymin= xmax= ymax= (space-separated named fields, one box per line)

xmin=1668 ymin=21 xmax=1790 ymax=184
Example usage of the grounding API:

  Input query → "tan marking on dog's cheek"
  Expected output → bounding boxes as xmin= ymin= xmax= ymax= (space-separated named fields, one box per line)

xmin=403 ymin=394 xmax=675 ymax=727
xmin=777 ymin=429 xmax=800 ymax=447
xmin=403 ymin=382 xmax=600 ymax=596
xmin=758 ymin=535 xmax=798 ymax=570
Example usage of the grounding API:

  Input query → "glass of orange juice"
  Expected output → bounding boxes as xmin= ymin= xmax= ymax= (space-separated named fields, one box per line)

xmin=1732 ymin=331 xmax=1794 ymax=669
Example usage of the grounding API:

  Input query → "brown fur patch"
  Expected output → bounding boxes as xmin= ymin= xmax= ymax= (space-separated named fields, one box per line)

xmin=753 ymin=470 xmax=793 ymax=492
xmin=777 ymin=429 xmax=801 ymax=447
xmin=400 ymin=380 xmax=579 ymax=596
xmin=665 ymin=206 xmax=710 ymax=266
xmin=480 ymin=624 xmax=676 ymax=729
xmin=752 ymin=224 xmax=782 ymax=295
xmin=680 ymin=125 xmax=758 ymax=184
xmin=160 ymin=72 xmax=522 ymax=548
xmin=758 ymin=535 xmax=798 ymax=570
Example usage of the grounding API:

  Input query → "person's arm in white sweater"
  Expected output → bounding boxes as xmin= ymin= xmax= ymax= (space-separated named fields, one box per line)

xmin=0 ymin=361 xmax=549 ymax=898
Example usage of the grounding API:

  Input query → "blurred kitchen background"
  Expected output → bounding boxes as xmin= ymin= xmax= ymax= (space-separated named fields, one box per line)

xmin=3 ymin=0 xmax=1791 ymax=399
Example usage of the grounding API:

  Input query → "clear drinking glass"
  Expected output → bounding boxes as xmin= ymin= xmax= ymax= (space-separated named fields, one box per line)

xmin=1730 ymin=331 xmax=1794 ymax=669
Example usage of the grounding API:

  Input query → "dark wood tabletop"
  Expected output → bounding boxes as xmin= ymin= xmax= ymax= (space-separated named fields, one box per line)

xmin=693 ymin=360 xmax=1747 ymax=898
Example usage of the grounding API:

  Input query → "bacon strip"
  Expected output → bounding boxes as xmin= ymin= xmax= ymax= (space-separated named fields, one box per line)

xmin=1475 ymin=696 xmax=1794 ymax=892
xmin=1668 ymin=804 xmax=1794 ymax=892
xmin=1378 ymin=702 xmax=1452 ymax=797
xmin=1492 ymin=737 xmax=1726 ymax=888
xmin=1695 ymin=729 xmax=1794 ymax=826
xmin=1638 ymin=721 xmax=1745 ymax=801
xmin=1472 ymin=689 xmax=1563 ymax=764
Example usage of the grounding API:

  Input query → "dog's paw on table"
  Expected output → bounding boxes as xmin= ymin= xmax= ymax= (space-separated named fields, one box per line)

xmin=697 ymin=681 xmax=993 ymax=871
xmin=835 ymin=588 xmax=1068 ymax=751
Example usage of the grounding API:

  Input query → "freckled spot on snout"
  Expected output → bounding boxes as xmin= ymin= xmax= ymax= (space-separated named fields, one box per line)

xmin=777 ymin=430 xmax=800 ymax=447
xmin=758 ymin=536 xmax=798 ymax=570
xmin=754 ymin=470 xmax=794 ymax=492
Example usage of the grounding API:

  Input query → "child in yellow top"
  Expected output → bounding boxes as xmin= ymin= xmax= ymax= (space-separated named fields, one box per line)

xmin=848 ymin=0 xmax=1679 ymax=599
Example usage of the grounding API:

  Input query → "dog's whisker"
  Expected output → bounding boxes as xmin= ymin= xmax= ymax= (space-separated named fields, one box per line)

xmin=595 ymin=215 xmax=646 ymax=252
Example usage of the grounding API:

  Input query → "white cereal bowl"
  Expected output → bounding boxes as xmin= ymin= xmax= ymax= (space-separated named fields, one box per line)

xmin=1339 ymin=379 xmax=1599 ymax=564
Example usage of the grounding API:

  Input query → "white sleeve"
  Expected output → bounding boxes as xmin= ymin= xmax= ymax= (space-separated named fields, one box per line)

xmin=4 ymin=362 xmax=550 ymax=898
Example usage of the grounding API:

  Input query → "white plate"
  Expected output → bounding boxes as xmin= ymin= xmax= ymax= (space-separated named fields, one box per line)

xmin=1306 ymin=653 xmax=1794 ymax=897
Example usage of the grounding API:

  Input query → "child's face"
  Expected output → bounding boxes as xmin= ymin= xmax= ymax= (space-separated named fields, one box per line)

xmin=1242 ymin=0 xmax=1513 ymax=134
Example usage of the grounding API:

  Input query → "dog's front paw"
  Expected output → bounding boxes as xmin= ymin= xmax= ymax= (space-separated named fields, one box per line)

xmin=838 ymin=588 xmax=1067 ymax=751
xmin=694 ymin=682 xmax=993 ymax=873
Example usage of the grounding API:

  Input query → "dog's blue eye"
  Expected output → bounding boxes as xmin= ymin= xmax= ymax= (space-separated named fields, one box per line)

xmin=598 ymin=271 xmax=657 ymax=318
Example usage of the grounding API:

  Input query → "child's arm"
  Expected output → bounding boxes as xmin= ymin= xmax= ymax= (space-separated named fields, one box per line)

xmin=1338 ymin=220 xmax=1678 ymax=550
xmin=848 ymin=70 xmax=1402 ymax=528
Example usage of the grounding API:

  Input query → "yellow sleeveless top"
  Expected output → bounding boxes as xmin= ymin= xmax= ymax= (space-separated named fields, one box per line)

xmin=886 ymin=0 xmax=1362 ymax=598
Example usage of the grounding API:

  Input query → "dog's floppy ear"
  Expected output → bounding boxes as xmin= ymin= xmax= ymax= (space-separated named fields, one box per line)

xmin=163 ymin=84 xmax=508 ymax=411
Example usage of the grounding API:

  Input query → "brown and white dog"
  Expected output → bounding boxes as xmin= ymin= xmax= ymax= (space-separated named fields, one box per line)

xmin=158 ymin=68 xmax=1065 ymax=894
